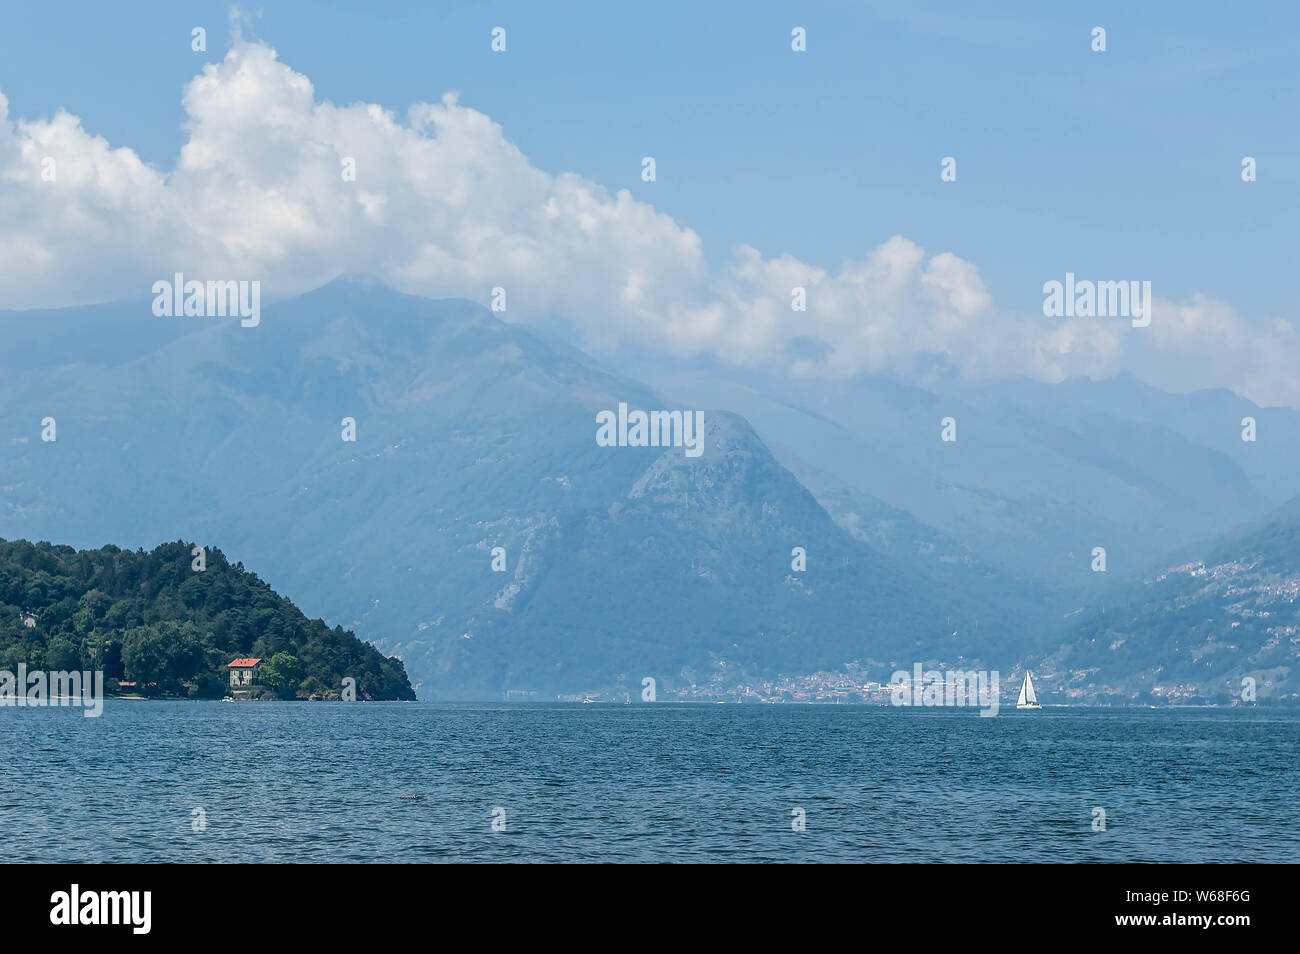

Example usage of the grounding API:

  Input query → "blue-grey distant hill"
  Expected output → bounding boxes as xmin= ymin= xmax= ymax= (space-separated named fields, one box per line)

xmin=635 ymin=360 xmax=1298 ymax=597
xmin=2 ymin=281 xmax=1294 ymax=698
xmin=1040 ymin=493 xmax=1300 ymax=702
xmin=1 ymin=282 xmax=1025 ymax=697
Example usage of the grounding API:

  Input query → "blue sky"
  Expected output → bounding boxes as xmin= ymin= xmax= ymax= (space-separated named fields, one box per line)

xmin=2 ymin=0 xmax=1294 ymax=319
xmin=2 ymin=1 xmax=1298 ymax=406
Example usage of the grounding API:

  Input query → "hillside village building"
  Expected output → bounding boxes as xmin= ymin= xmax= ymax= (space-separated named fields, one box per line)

xmin=228 ymin=657 xmax=263 ymax=687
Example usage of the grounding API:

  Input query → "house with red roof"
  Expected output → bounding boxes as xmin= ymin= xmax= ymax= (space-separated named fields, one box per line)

xmin=227 ymin=657 xmax=263 ymax=688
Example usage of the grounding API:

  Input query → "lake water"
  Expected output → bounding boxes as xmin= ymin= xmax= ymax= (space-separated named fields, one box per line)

xmin=3 ymin=702 xmax=1296 ymax=862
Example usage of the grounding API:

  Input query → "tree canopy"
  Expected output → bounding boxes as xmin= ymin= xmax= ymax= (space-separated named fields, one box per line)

xmin=0 ymin=538 xmax=414 ymax=700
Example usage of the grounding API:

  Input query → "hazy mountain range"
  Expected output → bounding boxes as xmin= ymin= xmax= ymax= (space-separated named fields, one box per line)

xmin=2 ymin=281 xmax=1295 ymax=700
xmin=1040 ymin=493 xmax=1300 ymax=703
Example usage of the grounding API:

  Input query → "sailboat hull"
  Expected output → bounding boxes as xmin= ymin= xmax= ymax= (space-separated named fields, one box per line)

xmin=1016 ymin=703 xmax=1042 ymax=709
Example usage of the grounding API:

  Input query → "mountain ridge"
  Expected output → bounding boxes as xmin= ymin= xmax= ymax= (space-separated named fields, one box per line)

xmin=4 ymin=280 xmax=1293 ymax=699
xmin=2 ymin=282 xmax=1023 ymax=697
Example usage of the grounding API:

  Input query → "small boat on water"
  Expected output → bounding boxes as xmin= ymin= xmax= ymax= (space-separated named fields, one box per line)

xmin=220 ymin=696 xmax=235 ymax=703
xmin=1016 ymin=672 xmax=1041 ymax=709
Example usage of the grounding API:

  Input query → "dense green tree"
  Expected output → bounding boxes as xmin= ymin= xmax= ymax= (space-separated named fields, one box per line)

xmin=43 ymin=634 xmax=81 ymax=671
xmin=260 ymin=651 xmax=306 ymax=697
xmin=0 ymin=538 xmax=414 ymax=700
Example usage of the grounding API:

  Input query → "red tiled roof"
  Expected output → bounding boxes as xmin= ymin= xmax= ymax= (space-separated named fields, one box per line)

xmin=228 ymin=657 xmax=263 ymax=668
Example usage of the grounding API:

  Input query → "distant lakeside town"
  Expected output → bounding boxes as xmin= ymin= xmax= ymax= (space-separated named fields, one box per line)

xmin=532 ymin=664 xmax=1297 ymax=707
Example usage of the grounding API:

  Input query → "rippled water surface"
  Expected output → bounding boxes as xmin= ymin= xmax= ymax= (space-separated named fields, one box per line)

xmin=3 ymin=702 xmax=1296 ymax=862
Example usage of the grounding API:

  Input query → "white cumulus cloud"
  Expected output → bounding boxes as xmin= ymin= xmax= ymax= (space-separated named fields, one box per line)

xmin=0 ymin=38 xmax=1295 ymax=407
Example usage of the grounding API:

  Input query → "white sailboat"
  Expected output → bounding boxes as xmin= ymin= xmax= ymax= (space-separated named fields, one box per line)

xmin=1016 ymin=671 xmax=1041 ymax=709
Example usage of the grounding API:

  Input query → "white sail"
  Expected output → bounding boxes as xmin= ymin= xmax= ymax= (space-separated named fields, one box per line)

xmin=1017 ymin=672 xmax=1039 ymax=707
